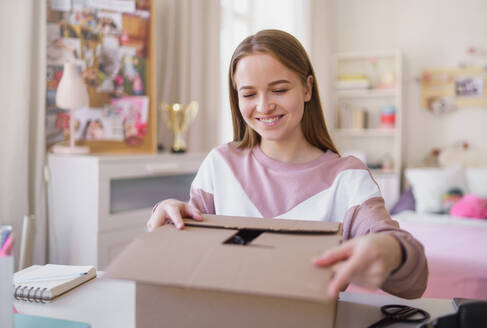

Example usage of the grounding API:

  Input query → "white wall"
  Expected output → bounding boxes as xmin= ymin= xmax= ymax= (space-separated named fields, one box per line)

xmin=326 ymin=0 xmax=487 ymax=165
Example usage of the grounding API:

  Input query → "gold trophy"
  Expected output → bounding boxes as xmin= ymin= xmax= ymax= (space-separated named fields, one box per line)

xmin=161 ymin=101 xmax=199 ymax=153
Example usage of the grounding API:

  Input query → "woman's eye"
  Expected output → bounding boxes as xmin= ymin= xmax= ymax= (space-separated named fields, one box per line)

xmin=273 ymin=89 xmax=288 ymax=94
xmin=242 ymin=93 xmax=256 ymax=98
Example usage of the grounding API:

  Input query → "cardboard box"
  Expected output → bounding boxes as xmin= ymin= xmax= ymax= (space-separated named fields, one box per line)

xmin=106 ymin=215 xmax=342 ymax=328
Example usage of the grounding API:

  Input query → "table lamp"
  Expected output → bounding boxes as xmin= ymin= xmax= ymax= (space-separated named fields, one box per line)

xmin=52 ymin=62 xmax=90 ymax=154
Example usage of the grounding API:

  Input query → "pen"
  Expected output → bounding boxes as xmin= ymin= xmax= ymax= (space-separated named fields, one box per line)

xmin=0 ymin=235 xmax=13 ymax=257
xmin=14 ymin=272 xmax=89 ymax=284
xmin=0 ymin=228 xmax=11 ymax=247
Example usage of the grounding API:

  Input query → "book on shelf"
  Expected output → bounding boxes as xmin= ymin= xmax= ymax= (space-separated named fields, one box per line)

xmin=13 ymin=264 xmax=96 ymax=303
xmin=352 ymin=109 xmax=368 ymax=129
xmin=335 ymin=75 xmax=371 ymax=90
xmin=339 ymin=106 xmax=368 ymax=130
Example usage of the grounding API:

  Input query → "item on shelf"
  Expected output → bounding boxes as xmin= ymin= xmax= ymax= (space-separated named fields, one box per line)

xmin=338 ymin=104 xmax=352 ymax=129
xmin=380 ymin=105 xmax=396 ymax=129
xmin=367 ymin=162 xmax=382 ymax=170
xmin=51 ymin=62 xmax=90 ymax=155
xmin=335 ymin=74 xmax=371 ymax=90
xmin=377 ymin=71 xmax=396 ymax=89
xmin=381 ymin=154 xmax=394 ymax=171
xmin=13 ymin=264 xmax=96 ymax=303
xmin=352 ymin=108 xmax=368 ymax=129
xmin=160 ymin=101 xmax=199 ymax=153
xmin=368 ymin=56 xmax=379 ymax=88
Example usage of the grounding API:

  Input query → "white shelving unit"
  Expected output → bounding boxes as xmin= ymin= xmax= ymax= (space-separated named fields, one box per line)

xmin=332 ymin=49 xmax=403 ymax=210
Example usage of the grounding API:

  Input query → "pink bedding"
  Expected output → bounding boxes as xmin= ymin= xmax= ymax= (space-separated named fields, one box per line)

xmin=399 ymin=219 xmax=487 ymax=299
xmin=347 ymin=214 xmax=487 ymax=299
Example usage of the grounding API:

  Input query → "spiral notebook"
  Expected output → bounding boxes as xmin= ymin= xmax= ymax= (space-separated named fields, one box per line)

xmin=13 ymin=264 xmax=96 ymax=303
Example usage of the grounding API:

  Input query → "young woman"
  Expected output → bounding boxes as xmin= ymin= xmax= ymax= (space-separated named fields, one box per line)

xmin=147 ymin=29 xmax=428 ymax=300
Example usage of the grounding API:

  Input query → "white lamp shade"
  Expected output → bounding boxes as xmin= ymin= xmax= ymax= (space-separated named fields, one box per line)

xmin=56 ymin=62 xmax=89 ymax=109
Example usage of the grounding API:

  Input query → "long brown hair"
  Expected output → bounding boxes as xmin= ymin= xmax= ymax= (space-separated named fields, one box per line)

xmin=228 ymin=29 xmax=339 ymax=155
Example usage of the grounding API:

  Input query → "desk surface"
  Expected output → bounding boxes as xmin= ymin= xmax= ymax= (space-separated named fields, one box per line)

xmin=15 ymin=274 xmax=455 ymax=328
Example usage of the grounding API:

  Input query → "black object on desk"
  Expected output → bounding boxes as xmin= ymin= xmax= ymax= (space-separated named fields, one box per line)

xmin=420 ymin=301 xmax=487 ymax=328
xmin=367 ymin=304 xmax=430 ymax=327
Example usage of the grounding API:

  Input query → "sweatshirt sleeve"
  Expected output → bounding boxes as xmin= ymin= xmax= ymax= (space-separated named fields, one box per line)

xmin=189 ymin=187 xmax=215 ymax=214
xmin=342 ymin=196 xmax=429 ymax=299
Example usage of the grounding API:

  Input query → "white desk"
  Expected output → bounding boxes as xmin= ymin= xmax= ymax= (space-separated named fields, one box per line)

xmin=15 ymin=275 xmax=455 ymax=328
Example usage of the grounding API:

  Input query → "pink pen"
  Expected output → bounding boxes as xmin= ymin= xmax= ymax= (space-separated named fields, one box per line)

xmin=0 ymin=235 xmax=13 ymax=256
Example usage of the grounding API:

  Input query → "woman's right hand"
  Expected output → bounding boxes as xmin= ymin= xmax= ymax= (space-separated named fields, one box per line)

xmin=146 ymin=199 xmax=203 ymax=232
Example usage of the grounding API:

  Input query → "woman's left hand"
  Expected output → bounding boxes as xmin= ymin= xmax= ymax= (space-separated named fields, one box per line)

xmin=312 ymin=233 xmax=403 ymax=299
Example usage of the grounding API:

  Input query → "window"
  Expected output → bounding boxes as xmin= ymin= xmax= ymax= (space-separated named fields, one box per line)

xmin=219 ymin=0 xmax=311 ymax=144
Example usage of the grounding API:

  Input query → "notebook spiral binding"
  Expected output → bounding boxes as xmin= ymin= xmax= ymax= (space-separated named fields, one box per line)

xmin=14 ymin=285 xmax=48 ymax=303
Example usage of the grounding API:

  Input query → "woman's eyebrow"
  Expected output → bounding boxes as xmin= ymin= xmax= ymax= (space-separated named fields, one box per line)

xmin=238 ymin=79 xmax=291 ymax=91
xmin=238 ymin=85 xmax=255 ymax=91
xmin=268 ymin=79 xmax=291 ymax=86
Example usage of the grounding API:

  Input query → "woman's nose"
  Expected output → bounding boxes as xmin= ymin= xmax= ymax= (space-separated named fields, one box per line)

xmin=256 ymin=95 xmax=275 ymax=113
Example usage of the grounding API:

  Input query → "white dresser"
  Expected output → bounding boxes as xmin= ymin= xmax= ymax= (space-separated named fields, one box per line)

xmin=47 ymin=152 xmax=206 ymax=269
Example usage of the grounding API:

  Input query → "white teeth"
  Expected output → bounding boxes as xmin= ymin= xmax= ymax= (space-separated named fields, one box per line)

xmin=259 ymin=116 xmax=280 ymax=123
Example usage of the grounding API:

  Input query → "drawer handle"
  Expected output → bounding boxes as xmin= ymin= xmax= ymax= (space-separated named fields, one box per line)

xmin=145 ymin=163 xmax=180 ymax=173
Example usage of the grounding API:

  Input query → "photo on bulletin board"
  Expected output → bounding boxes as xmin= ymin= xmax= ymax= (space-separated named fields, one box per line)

xmin=455 ymin=77 xmax=484 ymax=97
xmin=45 ymin=0 xmax=156 ymax=154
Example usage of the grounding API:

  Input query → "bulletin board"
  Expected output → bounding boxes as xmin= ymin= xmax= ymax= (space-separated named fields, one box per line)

xmin=421 ymin=67 xmax=487 ymax=114
xmin=45 ymin=0 xmax=156 ymax=153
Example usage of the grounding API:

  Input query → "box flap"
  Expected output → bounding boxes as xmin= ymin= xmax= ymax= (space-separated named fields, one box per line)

xmin=106 ymin=215 xmax=341 ymax=302
xmin=185 ymin=214 xmax=340 ymax=233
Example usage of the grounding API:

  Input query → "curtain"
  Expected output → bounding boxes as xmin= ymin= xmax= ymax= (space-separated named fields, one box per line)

xmin=155 ymin=0 xmax=221 ymax=153
xmin=0 ymin=0 xmax=47 ymax=266
xmin=309 ymin=0 xmax=334 ymax=124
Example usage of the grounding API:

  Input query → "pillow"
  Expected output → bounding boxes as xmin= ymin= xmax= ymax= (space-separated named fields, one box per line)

xmin=450 ymin=194 xmax=487 ymax=219
xmin=405 ymin=167 xmax=467 ymax=213
xmin=465 ymin=167 xmax=487 ymax=198
xmin=390 ymin=188 xmax=415 ymax=215
xmin=441 ymin=187 xmax=464 ymax=213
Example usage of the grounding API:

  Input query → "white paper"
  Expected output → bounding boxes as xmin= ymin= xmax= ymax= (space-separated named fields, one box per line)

xmin=50 ymin=0 xmax=71 ymax=12
xmin=87 ymin=0 xmax=136 ymax=13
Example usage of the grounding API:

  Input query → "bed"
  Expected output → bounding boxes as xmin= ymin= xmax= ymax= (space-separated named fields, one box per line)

xmin=348 ymin=144 xmax=487 ymax=299
xmin=346 ymin=210 xmax=487 ymax=299
xmin=394 ymin=210 xmax=487 ymax=299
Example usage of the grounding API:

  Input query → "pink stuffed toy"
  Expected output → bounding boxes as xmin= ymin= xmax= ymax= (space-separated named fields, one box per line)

xmin=450 ymin=194 xmax=487 ymax=219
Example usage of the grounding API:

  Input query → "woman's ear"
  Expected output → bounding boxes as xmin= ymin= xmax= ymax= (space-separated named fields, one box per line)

xmin=304 ymin=75 xmax=313 ymax=102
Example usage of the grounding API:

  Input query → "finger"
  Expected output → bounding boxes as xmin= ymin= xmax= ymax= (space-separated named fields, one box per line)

xmin=327 ymin=258 xmax=360 ymax=299
xmin=166 ymin=206 xmax=185 ymax=229
xmin=313 ymin=243 xmax=354 ymax=267
xmin=146 ymin=211 xmax=167 ymax=232
xmin=330 ymin=261 xmax=346 ymax=274
xmin=182 ymin=204 xmax=203 ymax=221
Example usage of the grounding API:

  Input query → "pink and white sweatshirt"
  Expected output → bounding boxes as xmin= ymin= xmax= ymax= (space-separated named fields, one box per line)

xmin=189 ymin=143 xmax=428 ymax=299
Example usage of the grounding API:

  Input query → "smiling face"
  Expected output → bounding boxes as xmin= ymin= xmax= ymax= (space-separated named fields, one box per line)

xmin=233 ymin=52 xmax=312 ymax=145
